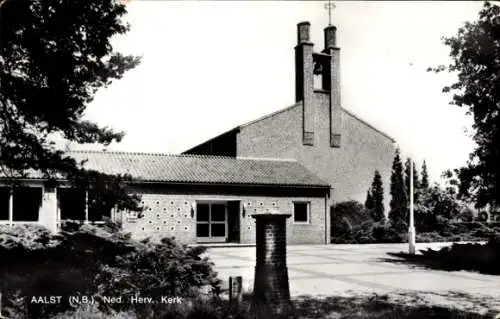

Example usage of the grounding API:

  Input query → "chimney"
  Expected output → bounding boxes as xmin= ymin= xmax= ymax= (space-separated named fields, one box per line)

xmin=295 ymin=22 xmax=315 ymax=146
xmin=324 ymin=25 xmax=342 ymax=148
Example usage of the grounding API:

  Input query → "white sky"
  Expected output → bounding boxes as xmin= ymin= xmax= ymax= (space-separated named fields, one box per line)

xmin=66 ymin=1 xmax=484 ymax=185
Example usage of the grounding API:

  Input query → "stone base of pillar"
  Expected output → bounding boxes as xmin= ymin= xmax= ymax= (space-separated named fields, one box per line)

xmin=251 ymin=265 xmax=296 ymax=319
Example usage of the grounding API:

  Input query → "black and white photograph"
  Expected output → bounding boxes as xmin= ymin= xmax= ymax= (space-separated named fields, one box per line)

xmin=0 ymin=0 xmax=499 ymax=318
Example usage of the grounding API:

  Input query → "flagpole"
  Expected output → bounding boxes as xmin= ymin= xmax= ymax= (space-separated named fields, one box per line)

xmin=409 ymin=159 xmax=416 ymax=254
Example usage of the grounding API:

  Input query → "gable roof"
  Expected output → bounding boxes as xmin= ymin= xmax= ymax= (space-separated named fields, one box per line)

xmin=183 ymin=102 xmax=395 ymax=153
xmin=0 ymin=151 xmax=330 ymax=188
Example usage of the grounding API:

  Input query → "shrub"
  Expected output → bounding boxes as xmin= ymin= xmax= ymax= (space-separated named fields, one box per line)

xmin=97 ymin=237 xmax=221 ymax=314
xmin=0 ymin=224 xmax=63 ymax=250
xmin=416 ymin=232 xmax=448 ymax=243
xmin=331 ymin=201 xmax=375 ymax=243
xmin=0 ymin=223 xmax=220 ymax=319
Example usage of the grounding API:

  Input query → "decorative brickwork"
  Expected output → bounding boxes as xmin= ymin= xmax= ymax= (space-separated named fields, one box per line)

xmin=252 ymin=213 xmax=295 ymax=319
xmin=118 ymin=191 xmax=326 ymax=245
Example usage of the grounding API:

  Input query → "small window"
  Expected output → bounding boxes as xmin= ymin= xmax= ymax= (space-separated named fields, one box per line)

xmin=293 ymin=202 xmax=310 ymax=223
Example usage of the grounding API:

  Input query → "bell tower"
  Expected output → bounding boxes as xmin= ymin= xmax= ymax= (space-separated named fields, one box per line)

xmin=294 ymin=17 xmax=342 ymax=148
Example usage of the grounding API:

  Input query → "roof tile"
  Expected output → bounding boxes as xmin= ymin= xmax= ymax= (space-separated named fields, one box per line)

xmin=1 ymin=151 xmax=330 ymax=188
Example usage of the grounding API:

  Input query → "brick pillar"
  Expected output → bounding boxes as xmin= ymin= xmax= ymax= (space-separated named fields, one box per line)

xmin=251 ymin=213 xmax=295 ymax=319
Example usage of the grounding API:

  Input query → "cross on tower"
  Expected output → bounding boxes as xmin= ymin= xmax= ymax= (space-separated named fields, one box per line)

xmin=324 ymin=0 xmax=335 ymax=26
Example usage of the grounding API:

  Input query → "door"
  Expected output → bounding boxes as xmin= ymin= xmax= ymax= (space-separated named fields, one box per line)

xmin=196 ymin=202 xmax=227 ymax=243
xmin=227 ymin=201 xmax=241 ymax=243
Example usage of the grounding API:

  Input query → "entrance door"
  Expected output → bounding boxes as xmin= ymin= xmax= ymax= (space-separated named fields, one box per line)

xmin=196 ymin=202 xmax=227 ymax=243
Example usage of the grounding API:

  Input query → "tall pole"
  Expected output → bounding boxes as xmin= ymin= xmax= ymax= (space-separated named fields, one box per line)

xmin=408 ymin=159 xmax=416 ymax=254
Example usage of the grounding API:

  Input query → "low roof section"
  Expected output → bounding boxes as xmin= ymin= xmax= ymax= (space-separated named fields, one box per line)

xmin=69 ymin=151 xmax=329 ymax=188
xmin=0 ymin=151 xmax=330 ymax=190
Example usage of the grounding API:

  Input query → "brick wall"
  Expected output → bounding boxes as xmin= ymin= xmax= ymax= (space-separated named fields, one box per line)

xmin=252 ymin=213 xmax=294 ymax=318
xmin=119 ymin=186 xmax=326 ymax=245
xmin=237 ymin=98 xmax=395 ymax=215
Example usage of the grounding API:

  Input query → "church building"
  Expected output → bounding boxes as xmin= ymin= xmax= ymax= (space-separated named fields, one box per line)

xmin=0 ymin=22 xmax=395 ymax=245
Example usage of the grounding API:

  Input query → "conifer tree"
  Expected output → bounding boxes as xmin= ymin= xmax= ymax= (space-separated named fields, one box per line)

xmin=370 ymin=170 xmax=385 ymax=222
xmin=421 ymin=160 xmax=430 ymax=190
xmin=389 ymin=148 xmax=407 ymax=232
xmin=365 ymin=190 xmax=374 ymax=211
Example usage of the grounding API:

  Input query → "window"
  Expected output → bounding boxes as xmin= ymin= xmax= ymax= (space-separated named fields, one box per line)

xmin=87 ymin=190 xmax=112 ymax=221
xmin=196 ymin=202 xmax=227 ymax=240
xmin=0 ymin=187 xmax=10 ymax=221
xmin=293 ymin=202 xmax=310 ymax=223
xmin=13 ymin=187 xmax=42 ymax=222
xmin=58 ymin=188 xmax=86 ymax=221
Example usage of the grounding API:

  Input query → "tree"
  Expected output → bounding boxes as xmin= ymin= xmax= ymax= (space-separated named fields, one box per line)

xmin=364 ymin=190 xmax=374 ymax=211
xmin=0 ymin=0 xmax=142 ymax=214
xmin=428 ymin=1 xmax=500 ymax=210
xmin=331 ymin=201 xmax=374 ymax=243
xmin=415 ymin=183 xmax=467 ymax=231
xmin=388 ymin=148 xmax=407 ymax=232
xmin=369 ymin=170 xmax=385 ymax=222
xmin=404 ymin=158 xmax=420 ymax=204
xmin=421 ymin=160 xmax=429 ymax=190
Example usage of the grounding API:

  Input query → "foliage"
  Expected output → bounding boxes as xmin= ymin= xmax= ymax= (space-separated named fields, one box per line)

xmin=388 ymin=148 xmax=407 ymax=233
xmin=428 ymin=1 xmax=500 ymax=210
xmin=331 ymin=201 xmax=373 ymax=243
xmin=0 ymin=224 xmax=62 ymax=249
xmin=420 ymin=160 xmax=430 ymax=190
xmin=0 ymin=0 xmax=142 ymax=215
xmin=414 ymin=183 xmax=468 ymax=232
xmin=389 ymin=236 xmax=500 ymax=276
xmin=331 ymin=201 xmax=405 ymax=244
xmin=97 ymin=237 xmax=221 ymax=314
xmin=332 ymin=201 xmax=373 ymax=227
xmin=68 ymin=169 xmax=143 ymax=216
xmin=364 ymin=190 xmax=374 ymax=211
xmin=366 ymin=170 xmax=385 ymax=223
xmin=0 ymin=224 xmax=219 ymax=319
xmin=331 ymin=196 xmax=498 ymax=244
xmin=457 ymin=207 xmax=476 ymax=222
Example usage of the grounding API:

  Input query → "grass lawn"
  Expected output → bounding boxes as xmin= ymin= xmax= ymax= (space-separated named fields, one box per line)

xmin=49 ymin=293 xmax=497 ymax=319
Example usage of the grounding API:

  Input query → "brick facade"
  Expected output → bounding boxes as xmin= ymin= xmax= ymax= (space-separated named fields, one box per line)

xmin=118 ymin=185 xmax=327 ymax=245
xmin=1 ymin=153 xmax=329 ymax=245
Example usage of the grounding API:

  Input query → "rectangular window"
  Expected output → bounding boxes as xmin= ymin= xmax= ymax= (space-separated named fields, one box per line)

xmin=293 ymin=202 xmax=310 ymax=223
xmin=58 ymin=188 xmax=86 ymax=221
xmin=87 ymin=190 xmax=112 ymax=221
xmin=196 ymin=202 xmax=227 ymax=241
xmin=13 ymin=187 xmax=42 ymax=222
xmin=0 ymin=187 xmax=10 ymax=221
